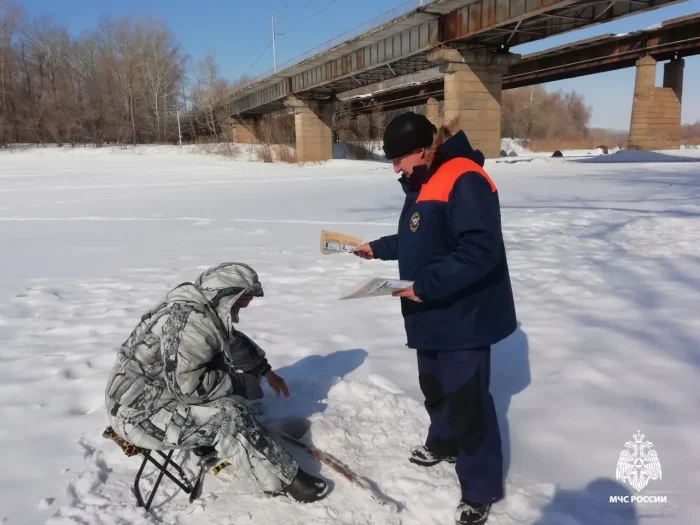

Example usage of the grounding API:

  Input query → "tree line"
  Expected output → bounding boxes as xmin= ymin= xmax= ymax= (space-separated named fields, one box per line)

xmin=502 ymin=85 xmax=700 ymax=149
xmin=501 ymin=85 xmax=592 ymax=146
xmin=0 ymin=0 xmax=241 ymax=147
xmin=2 ymin=0 xmax=697 ymax=149
xmin=682 ymin=121 xmax=700 ymax=142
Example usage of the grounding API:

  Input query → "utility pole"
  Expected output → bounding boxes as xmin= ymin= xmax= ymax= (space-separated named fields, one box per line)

xmin=272 ymin=12 xmax=277 ymax=73
xmin=272 ymin=12 xmax=285 ymax=73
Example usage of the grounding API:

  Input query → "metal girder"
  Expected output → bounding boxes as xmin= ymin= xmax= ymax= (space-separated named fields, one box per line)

xmin=540 ymin=12 xmax=592 ymax=22
xmin=340 ymin=12 xmax=700 ymax=115
xmin=338 ymin=66 xmax=443 ymax=100
xmin=230 ymin=0 xmax=684 ymax=116
xmin=594 ymin=0 xmax=622 ymax=21
xmin=481 ymin=26 xmax=550 ymax=41
xmin=505 ymin=20 xmax=523 ymax=45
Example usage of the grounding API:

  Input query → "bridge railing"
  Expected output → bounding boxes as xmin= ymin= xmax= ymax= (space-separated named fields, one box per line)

xmin=233 ymin=0 xmax=435 ymax=95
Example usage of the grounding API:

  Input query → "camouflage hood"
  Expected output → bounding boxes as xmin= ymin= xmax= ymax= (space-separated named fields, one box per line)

xmin=194 ymin=262 xmax=264 ymax=332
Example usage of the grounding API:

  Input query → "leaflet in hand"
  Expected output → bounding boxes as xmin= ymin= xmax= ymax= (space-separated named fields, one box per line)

xmin=320 ymin=230 xmax=362 ymax=255
xmin=340 ymin=278 xmax=414 ymax=300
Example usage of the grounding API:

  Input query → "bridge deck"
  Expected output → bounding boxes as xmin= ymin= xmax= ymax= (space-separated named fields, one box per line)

xmin=231 ymin=0 xmax=684 ymax=116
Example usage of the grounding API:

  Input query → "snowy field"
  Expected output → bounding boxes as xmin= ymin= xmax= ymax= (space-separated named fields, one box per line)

xmin=1 ymin=145 xmax=699 ymax=525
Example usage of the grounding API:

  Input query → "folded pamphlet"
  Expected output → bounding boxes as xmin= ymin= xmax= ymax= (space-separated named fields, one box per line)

xmin=320 ymin=230 xmax=363 ymax=255
xmin=340 ymin=278 xmax=414 ymax=300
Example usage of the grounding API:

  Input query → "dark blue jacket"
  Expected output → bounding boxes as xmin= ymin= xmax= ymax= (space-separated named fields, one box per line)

xmin=370 ymin=131 xmax=517 ymax=350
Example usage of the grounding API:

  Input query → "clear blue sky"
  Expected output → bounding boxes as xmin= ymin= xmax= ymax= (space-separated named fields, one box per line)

xmin=20 ymin=0 xmax=700 ymax=129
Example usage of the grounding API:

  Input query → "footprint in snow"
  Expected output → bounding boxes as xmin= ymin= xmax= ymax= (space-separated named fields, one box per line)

xmin=38 ymin=498 xmax=55 ymax=509
xmin=67 ymin=406 xmax=88 ymax=416
xmin=60 ymin=368 xmax=78 ymax=380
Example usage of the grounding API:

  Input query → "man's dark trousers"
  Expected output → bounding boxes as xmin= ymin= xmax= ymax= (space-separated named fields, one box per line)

xmin=417 ymin=347 xmax=504 ymax=504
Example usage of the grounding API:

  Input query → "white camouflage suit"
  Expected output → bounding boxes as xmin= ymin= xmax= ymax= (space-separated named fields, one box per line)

xmin=105 ymin=262 xmax=299 ymax=493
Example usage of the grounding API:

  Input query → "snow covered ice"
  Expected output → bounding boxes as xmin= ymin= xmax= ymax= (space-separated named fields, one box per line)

xmin=1 ymin=145 xmax=699 ymax=525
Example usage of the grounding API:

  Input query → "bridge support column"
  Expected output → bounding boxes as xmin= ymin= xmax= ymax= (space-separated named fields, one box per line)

xmin=231 ymin=119 xmax=257 ymax=144
xmin=426 ymin=98 xmax=442 ymax=129
xmin=429 ymin=49 xmax=520 ymax=159
xmin=285 ymin=96 xmax=334 ymax=162
xmin=628 ymin=56 xmax=684 ymax=150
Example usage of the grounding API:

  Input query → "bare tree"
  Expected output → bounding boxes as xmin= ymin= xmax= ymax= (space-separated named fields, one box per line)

xmin=192 ymin=53 xmax=221 ymax=142
xmin=0 ymin=0 xmax=22 ymax=144
xmin=20 ymin=17 xmax=75 ymax=144
xmin=0 ymin=4 xmax=188 ymax=147
xmin=141 ymin=18 xmax=182 ymax=142
xmin=502 ymin=85 xmax=592 ymax=144
xmin=681 ymin=121 xmax=700 ymax=142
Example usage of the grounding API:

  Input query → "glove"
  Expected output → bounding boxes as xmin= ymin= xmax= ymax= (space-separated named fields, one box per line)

xmin=230 ymin=372 xmax=263 ymax=400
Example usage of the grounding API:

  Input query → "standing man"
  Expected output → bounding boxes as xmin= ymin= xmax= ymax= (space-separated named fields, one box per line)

xmin=354 ymin=113 xmax=516 ymax=525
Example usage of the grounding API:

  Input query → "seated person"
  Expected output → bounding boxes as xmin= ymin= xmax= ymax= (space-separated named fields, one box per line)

xmin=105 ymin=262 xmax=328 ymax=503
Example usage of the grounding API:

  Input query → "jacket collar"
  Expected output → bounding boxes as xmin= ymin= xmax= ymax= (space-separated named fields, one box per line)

xmin=397 ymin=131 xmax=485 ymax=194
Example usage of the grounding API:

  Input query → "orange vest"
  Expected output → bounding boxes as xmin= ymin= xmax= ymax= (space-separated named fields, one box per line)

xmin=416 ymin=158 xmax=496 ymax=203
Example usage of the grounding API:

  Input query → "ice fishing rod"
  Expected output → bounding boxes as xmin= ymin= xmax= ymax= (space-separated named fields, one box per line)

xmin=272 ymin=429 xmax=403 ymax=512
xmin=201 ymin=425 xmax=402 ymax=511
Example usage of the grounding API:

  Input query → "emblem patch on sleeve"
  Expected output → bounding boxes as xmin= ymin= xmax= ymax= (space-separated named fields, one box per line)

xmin=410 ymin=212 xmax=420 ymax=232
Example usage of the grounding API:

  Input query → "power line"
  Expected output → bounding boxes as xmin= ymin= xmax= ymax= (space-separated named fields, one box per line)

xmin=298 ymin=0 xmax=320 ymax=11
xmin=268 ymin=0 xmax=319 ymax=37
xmin=274 ymin=0 xmax=418 ymax=67
xmin=314 ymin=0 xmax=341 ymax=17
xmin=243 ymin=0 xmax=421 ymax=83
xmin=278 ymin=0 xmax=341 ymax=37
xmin=258 ymin=0 xmax=340 ymax=73
xmin=242 ymin=40 xmax=273 ymax=78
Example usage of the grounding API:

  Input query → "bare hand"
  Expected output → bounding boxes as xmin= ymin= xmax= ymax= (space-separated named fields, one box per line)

xmin=353 ymin=243 xmax=374 ymax=260
xmin=264 ymin=370 xmax=290 ymax=398
xmin=392 ymin=285 xmax=422 ymax=302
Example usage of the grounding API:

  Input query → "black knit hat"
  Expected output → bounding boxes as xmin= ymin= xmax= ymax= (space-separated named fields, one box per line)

xmin=382 ymin=112 xmax=437 ymax=160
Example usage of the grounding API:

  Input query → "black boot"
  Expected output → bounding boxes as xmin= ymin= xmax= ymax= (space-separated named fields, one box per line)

xmin=409 ymin=445 xmax=457 ymax=467
xmin=271 ymin=469 xmax=329 ymax=503
xmin=455 ymin=500 xmax=491 ymax=525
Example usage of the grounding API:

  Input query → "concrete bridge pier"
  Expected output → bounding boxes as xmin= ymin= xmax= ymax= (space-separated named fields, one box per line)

xmin=231 ymin=118 xmax=258 ymax=144
xmin=426 ymin=97 xmax=443 ymax=129
xmin=285 ymin=96 xmax=334 ymax=162
xmin=429 ymin=49 xmax=520 ymax=159
xmin=628 ymin=55 xmax=684 ymax=150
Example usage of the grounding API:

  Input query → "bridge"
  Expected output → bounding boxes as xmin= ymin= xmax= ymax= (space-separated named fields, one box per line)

xmin=341 ymin=13 xmax=700 ymax=107
xmin=230 ymin=0 xmax=690 ymax=160
xmin=339 ymin=12 xmax=699 ymax=150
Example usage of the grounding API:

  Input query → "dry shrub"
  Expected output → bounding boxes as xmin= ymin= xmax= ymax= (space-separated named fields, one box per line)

xmin=257 ymin=114 xmax=295 ymax=146
xmin=251 ymin=112 xmax=296 ymax=163
xmin=274 ymin=145 xmax=298 ymax=163
xmin=0 ymin=143 xmax=34 ymax=154
xmin=255 ymin=143 xmax=275 ymax=163
xmin=197 ymin=142 xmax=241 ymax=158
